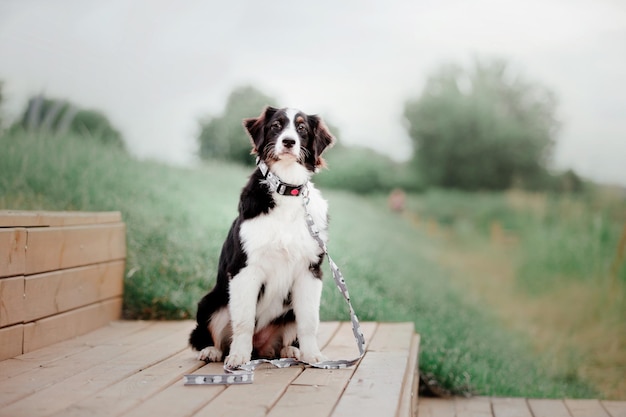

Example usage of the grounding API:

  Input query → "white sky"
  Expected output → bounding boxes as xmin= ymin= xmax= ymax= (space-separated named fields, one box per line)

xmin=1 ymin=0 xmax=625 ymax=185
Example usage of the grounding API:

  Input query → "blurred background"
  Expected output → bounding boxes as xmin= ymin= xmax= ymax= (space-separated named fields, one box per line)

xmin=1 ymin=0 xmax=625 ymax=400
xmin=1 ymin=0 xmax=625 ymax=185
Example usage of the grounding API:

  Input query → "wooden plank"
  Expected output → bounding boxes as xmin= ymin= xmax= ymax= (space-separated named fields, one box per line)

xmin=0 ymin=211 xmax=49 ymax=227
xmin=528 ymin=399 xmax=572 ymax=417
xmin=320 ymin=320 xmax=377 ymax=360
xmin=455 ymin=396 xmax=493 ymax=417
xmin=267 ymin=322 xmax=378 ymax=417
xmin=51 ymin=349 xmax=205 ymax=417
xmin=603 ymin=401 xmax=626 ymax=417
xmin=0 ymin=324 xmax=23 ymax=361
xmin=565 ymin=399 xmax=611 ymax=417
xmin=0 ymin=320 xmax=151 ymax=380
xmin=23 ymin=297 xmax=122 ymax=353
xmin=0 ymin=275 xmax=25 ymax=327
xmin=24 ymin=222 xmax=126 ymax=275
xmin=0 ymin=210 xmax=122 ymax=227
xmin=0 ymin=228 xmax=26 ymax=277
xmin=316 ymin=321 xmax=342 ymax=350
xmin=491 ymin=397 xmax=532 ymax=417
xmin=417 ymin=398 xmax=456 ymax=417
xmin=24 ymin=260 xmax=124 ymax=322
xmin=196 ymin=365 xmax=304 ymax=417
xmin=331 ymin=351 xmax=410 ymax=417
xmin=121 ymin=362 xmax=228 ymax=417
xmin=0 ymin=321 xmax=184 ymax=408
xmin=269 ymin=368 xmax=354 ymax=417
xmin=367 ymin=322 xmax=414 ymax=352
xmin=0 ymin=322 xmax=193 ymax=417
xmin=398 ymin=333 xmax=420 ymax=417
xmin=330 ymin=322 xmax=416 ymax=417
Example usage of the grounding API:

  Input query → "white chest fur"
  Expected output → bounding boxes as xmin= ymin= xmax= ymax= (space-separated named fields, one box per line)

xmin=238 ymin=184 xmax=328 ymax=329
xmin=240 ymin=185 xmax=328 ymax=263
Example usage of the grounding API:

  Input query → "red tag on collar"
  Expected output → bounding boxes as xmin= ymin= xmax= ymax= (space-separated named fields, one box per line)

xmin=290 ymin=189 xmax=300 ymax=196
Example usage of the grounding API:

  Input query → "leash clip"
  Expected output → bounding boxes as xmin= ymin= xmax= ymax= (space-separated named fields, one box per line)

xmin=301 ymin=184 xmax=311 ymax=206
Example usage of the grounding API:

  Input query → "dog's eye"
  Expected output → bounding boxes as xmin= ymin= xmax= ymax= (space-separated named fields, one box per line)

xmin=270 ymin=121 xmax=282 ymax=131
xmin=296 ymin=123 xmax=307 ymax=134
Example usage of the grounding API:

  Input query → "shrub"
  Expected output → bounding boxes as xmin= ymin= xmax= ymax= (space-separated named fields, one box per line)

xmin=316 ymin=143 xmax=423 ymax=194
xmin=12 ymin=94 xmax=125 ymax=149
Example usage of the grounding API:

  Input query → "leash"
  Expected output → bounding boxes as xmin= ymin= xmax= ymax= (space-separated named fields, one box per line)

xmin=184 ymin=183 xmax=366 ymax=386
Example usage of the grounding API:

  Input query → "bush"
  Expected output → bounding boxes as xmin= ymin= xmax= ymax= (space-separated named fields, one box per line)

xmin=12 ymin=94 xmax=125 ymax=149
xmin=316 ymin=143 xmax=423 ymax=194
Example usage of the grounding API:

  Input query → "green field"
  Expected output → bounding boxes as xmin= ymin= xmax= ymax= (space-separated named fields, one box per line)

xmin=3 ymin=130 xmax=623 ymax=398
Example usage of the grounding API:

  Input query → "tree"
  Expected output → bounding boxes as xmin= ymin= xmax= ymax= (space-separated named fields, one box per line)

xmin=13 ymin=94 xmax=126 ymax=150
xmin=198 ymin=86 xmax=277 ymax=165
xmin=403 ymin=58 xmax=559 ymax=190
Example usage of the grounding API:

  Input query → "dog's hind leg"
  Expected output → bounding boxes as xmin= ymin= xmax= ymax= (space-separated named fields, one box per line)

xmin=190 ymin=287 xmax=229 ymax=362
xmin=279 ymin=322 xmax=301 ymax=360
xmin=197 ymin=307 xmax=231 ymax=362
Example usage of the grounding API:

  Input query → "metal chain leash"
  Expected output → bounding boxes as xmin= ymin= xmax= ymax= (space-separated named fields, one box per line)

xmin=184 ymin=184 xmax=366 ymax=386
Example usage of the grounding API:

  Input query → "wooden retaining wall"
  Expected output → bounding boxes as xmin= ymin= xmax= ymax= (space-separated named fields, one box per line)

xmin=0 ymin=211 xmax=126 ymax=360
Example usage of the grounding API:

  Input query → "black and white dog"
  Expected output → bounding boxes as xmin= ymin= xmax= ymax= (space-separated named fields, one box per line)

xmin=189 ymin=106 xmax=335 ymax=368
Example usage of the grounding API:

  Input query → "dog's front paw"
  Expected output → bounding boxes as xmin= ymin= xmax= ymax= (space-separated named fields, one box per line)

xmin=197 ymin=346 xmax=223 ymax=362
xmin=224 ymin=351 xmax=251 ymax=369
xmin=280 ymin=346 xmax=301 ymax=360
xmin=301 ymin=350 xmax=329 ymax=364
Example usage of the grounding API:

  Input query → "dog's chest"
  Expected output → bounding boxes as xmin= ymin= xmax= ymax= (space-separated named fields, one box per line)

xmin=237 ymin=185 xmax=328 ymax=330
xmin=239 ymin=190 xmax=327 ymax=265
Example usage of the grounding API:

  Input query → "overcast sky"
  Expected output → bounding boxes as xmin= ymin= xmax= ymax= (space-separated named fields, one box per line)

xmin=1 ymin=0 xmax=625 ymax=185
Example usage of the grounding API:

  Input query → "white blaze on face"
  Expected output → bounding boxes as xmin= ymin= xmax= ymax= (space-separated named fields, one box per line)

xmin=275 ymin=108 xmax=302 ymax=159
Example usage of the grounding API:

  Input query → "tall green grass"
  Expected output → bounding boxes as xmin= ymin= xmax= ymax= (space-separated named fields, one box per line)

xmin=0 ymin=130 xmax=245 ymax=318
xmin=516 ymin=193 xmax=626 ymax=294
xmin=404 ymin=189 xmax=626 ymax=294
xmin=404 ymin=188 xmax=626 ymax=399
xmin=0 ymin=130 xmax=597 ymax=398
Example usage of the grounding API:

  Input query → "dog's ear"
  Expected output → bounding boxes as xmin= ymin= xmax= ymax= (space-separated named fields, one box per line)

xmin=243 ymin=106 xmax=278 ymax=155
xmin=308 ymin=115 xmax=335 ymax=169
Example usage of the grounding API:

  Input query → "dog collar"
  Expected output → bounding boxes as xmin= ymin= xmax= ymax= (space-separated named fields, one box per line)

xmin=257 ymin=159 xmax=307 ymax=197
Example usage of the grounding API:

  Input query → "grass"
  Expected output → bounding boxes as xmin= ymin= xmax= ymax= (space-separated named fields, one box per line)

xmin=402 ymin=188 xmax=626 ymax=293
xmin=402 ymin=189 xmax=626 ymax=399
xmin=0 ymin=130 xmax=601 ymax=398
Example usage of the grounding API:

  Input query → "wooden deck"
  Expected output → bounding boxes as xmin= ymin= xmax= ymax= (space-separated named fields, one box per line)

xmin=417 ymin=397 xmax=626 ymax=417
xmin=0 ymin=320 xmax=420 ymax=417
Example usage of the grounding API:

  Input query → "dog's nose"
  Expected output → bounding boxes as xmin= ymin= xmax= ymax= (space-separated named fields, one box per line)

xmin=282 ymin=138 xmax=296 ymax=149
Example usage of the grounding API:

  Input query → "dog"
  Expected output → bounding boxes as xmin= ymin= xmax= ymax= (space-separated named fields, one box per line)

xmin=189 ymin=106 xmax=335 ymax=368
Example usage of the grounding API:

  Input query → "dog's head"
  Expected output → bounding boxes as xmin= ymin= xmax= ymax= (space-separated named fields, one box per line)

xmin=244 ymin=107 xmax=335 ymax=173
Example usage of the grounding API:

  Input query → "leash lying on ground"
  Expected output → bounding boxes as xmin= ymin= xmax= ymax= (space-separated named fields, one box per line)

xmin=184 ymin=182 xmax=366 ymax=386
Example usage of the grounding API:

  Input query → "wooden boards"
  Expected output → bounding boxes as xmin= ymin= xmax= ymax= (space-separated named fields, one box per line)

xmin=417 ymin=398 xmax=626 ymax=417
xmin=0 ymin=211 xmax=125 ymax=360
xmin=2 ymin=316 xmax=620 ymax=417
xmin=0 ymin=321 xmax=421 ymax=417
